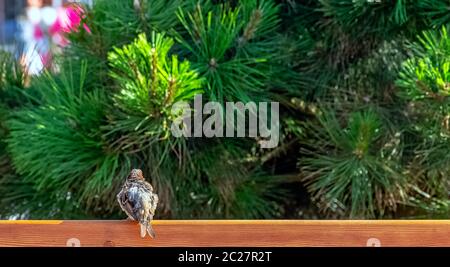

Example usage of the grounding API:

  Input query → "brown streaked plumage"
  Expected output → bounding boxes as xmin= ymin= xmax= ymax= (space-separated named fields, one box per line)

xmin=117 ymin=169 xmax=159 ymax=238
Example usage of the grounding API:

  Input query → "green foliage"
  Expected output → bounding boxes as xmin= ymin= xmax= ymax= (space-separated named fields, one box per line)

xmin=395 ymin=26 xmax=450 ymax=213
xmin=176 ymin=0 xmax=286 ymax=102
xmin=170 ymin=142 xmax=286 ymax=218
xmin=397 ymin=27 xmax=450 ymax=102
xmin=319 ymin=0 xmax=412 ymax=33
xmin=109 ymin=33 xmax=203 ymax=110
xmin=418 ymin=0 xmax=450 ymax=28
xmin=0 ymin=52 xmax=22 ymax=86
xmin=0 ymin=50 xmax=32 ymax=218
xmin=0 ymin=50 xmax=26 ymax=105
xmin=299 ymin=110 xmax=406 ymax=218
xmin=62 ymin=0 xmax=190 ymax=90
xmin=105 ymin=32 xmax=203 ymax=153
xmin=396 ymin=26 xmax=450 ymax=139
xmin=6 ymin=63 xmax=132 ymax=216
xmin=0 ymin=104 xmax=11 ymax=176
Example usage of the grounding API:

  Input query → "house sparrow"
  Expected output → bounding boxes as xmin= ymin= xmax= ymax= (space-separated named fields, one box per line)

xmin=117 ymin=169 xmax=159 ymax=238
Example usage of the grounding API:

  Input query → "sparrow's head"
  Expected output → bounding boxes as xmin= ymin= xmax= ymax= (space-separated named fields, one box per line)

xmin=128 ymin=169 xmax=144 ymax=180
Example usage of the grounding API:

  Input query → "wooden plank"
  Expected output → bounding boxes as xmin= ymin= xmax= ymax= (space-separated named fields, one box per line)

xmin=0 ymin=220 xmax=449 ymax=247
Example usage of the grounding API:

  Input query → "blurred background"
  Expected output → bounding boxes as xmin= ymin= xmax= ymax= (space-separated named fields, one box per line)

xmin=0 ymin=0 xmax=91 ymax=73
xmin=0 ymin=0 xmax=449 ymax=220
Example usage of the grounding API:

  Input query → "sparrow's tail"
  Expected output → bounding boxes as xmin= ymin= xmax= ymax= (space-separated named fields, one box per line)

xmin=147 ymin=223 xmax=156 ymax=238
xmin=140 ymin=222 xmax=156 ymax=238
xmin=140 ymin=223 xmax=147 ymax=238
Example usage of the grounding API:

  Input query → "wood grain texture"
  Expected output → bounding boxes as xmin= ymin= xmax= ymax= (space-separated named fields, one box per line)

xmin=0 ymin=220 xmax=449 ymax=247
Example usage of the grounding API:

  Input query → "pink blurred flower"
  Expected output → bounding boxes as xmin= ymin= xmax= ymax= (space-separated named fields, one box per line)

xmin=49 ymin=19 xmax=62 ymax=36
xmin=48 ymin=5 xmax=91 ymax=48
xmin=33 ymin=25 xmax=44 ymax=39
xmin=60 ymin=5 xmax=91 ymax=34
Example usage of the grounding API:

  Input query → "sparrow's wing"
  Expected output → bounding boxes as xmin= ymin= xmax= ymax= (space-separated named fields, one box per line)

xmin=139 ymin=181 xmax=158 ymax=216
xmin=117 ymin=187 xmax=139 ymax=221
xmin=143 ymin=181 xmax=154 ymax=191
xmin=117 ymin=190 xmax=128 ymax=216
xmin=150 ymin=193 xmax=158 ymax=215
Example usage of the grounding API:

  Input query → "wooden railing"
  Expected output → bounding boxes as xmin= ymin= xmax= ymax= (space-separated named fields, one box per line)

xmin=0 ymin=220 xmax=449 ymax=247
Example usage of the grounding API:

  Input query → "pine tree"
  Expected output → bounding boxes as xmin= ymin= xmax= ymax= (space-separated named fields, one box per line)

xmin=289 ymin=0 xmax=450 ymax=218
xmin=0 ymin=0 xmax=449 ymax=219
xmin=396 ymin=26 xmax=450 ymax=214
